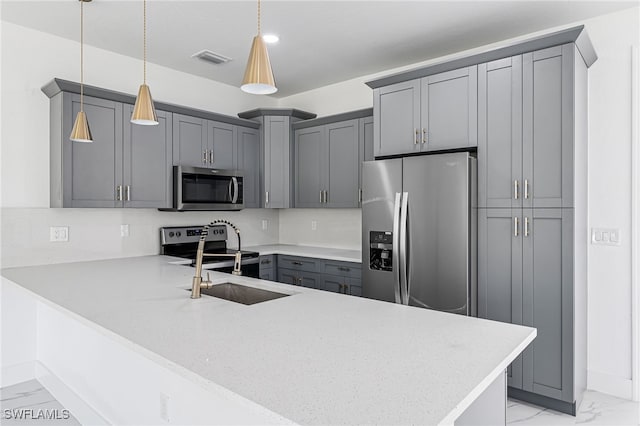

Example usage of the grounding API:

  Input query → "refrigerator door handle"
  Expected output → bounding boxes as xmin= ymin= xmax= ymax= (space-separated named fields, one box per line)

xmin=399 ymin=192 xmax=409 ymax=305
xmin=392 ymin=192 xmax=402 ymax=304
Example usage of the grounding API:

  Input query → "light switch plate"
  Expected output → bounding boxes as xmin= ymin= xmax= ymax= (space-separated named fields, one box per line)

xmin=261 ymin=220 xmax=268 ymax=231
xmin=591 ymin=228 xmax=620 ymax=246
xmin=311 ymin=220 xmax=317 ymax=231
xmin=120 ymin=224 xmax=130 ymax=237
xmin=49 ymin=226 xmax=69 ymax=242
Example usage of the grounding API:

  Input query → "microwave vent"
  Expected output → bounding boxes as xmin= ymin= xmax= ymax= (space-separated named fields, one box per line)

xmin=192 ymin=50 xmax=232 ymax=65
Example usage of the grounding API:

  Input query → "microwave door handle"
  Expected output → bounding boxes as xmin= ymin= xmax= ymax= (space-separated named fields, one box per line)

xmin=231 ymin=177 xmax=239 ymax=203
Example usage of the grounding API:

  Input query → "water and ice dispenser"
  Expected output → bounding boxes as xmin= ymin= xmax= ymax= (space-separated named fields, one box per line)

xmin=369 ymin=231 xmax=393 ymax=271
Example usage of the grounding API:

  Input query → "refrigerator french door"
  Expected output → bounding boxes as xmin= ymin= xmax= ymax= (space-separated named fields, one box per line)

xmin=362 ymin=152 xmax=477 ymax=315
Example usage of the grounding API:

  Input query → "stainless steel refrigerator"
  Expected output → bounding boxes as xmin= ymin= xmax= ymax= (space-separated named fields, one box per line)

xmin=362 ymin=152 xmax=477 ymax=315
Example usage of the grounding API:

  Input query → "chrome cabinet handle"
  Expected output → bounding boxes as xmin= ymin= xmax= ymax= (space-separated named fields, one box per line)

xmin=358 ymin=188 xmax=362 ymax=204
xmin=209 ymin=149 xmax=213 ymax=164
xmin=203 ymin=150 xmax=207 ymax=164
xmin=116 ymin=185 xmax=122 ymax=201
xmin=261 ymin=259 xmax=271 ymax=265
xmin=319 ymin=190 xmax=323 ymax=204
xmin=338 ymin=267 xmax=350 ymax=272
xmin=514 ymin=180 xmax=519 ymax=200
xmin=265 ymin=191 xmax=269 ymax=205
xmin=125 ymin=185 xmax=131 ymax=201
xmin=414 ymin=129 xmax=420 ymax=144
xmin=323 ymin=190 xmax=328 ymax=204
xmin=525 ymin=217 xmax=530 ymax=237
xmin=524 ymin=179 xmax=529 ymax=200
xmin=422 ymin=128 xmax=427 ymax=144
xmin=292 ymin=261 xmax=303 ymax=266
xmin=514 ymin=217 xmax=519 ymax=237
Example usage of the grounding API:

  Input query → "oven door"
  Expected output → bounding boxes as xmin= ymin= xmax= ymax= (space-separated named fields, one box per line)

xmin=201 ymin=257 xmax=260 ymax=279
xmin=175 ymin=166 xmax=244 ymax=211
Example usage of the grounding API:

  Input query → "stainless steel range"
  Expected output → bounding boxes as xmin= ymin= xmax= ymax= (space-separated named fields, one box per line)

xmin=160 ymin=225 xmax=260 ymax=278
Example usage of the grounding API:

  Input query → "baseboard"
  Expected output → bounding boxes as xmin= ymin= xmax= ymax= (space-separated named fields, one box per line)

xmin=34 ymin=362 xmax=109 ymax=426
xmin=588 ymin=369 xmax=633 ymax=400
xmin=1 ymin=361 xmax=36 ymax=387
xmin=508 ymin=387 xmax=576 ymax=416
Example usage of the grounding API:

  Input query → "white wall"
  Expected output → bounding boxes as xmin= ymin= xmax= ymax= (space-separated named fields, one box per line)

xmin=278 ymin=7 xmax=640 ymax=398
xmin=278 ymin=209 xmax=361 ymax=251
xmin=0 ymin=22 xmax=280 ymax=268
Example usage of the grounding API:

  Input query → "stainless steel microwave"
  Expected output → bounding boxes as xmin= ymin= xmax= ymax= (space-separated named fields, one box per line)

xmin=171 ymin=166 xmax=244 ymax=211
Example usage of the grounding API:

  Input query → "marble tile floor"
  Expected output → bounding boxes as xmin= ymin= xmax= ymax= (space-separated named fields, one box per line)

xmin=0 ymin=380 xmax=80 ymax=425
xmin=508 ymin=391 xmax=640 ymax=425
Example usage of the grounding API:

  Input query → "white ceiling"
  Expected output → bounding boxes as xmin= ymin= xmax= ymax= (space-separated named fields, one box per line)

xmin=2 ymin=1 xmax=637 ymax=97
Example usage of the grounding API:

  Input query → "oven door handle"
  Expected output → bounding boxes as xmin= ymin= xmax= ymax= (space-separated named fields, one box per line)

xmin=231 ymin=177 xmax=239 ymax=204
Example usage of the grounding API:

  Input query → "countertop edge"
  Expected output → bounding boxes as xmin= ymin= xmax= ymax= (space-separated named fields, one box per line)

xmin=245 ymin=244 xmax=362 ymax=263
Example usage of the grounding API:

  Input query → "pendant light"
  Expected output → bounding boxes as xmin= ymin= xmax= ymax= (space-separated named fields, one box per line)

xmin=241 ymin=0 xmax=277 ymax=95
xmin=131 ymin=0 xmax=158 ymax=125
xmin=70 ymin=0 xmax=93 ymax=143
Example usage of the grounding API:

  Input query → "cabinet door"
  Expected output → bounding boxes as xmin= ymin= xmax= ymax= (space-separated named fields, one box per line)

xmin=294 ymin=126 xmax=325 ymax=208
xmin=373 ymin=80 xmax=421 ymax=157
xmin=277 ymin=268 xmax=300 ymax=286
xmin=478 ymin=208 xmax=524 ymax=389
xmin=263 ymin=116 xmax=290 ymax=208
xmin=359 ymin=116 xmax=374 ymax=206
xmin=421 ymin=66 xmax=478 ymax=151
xmin=523 ymin=46 xmax=573 ymax=208
xmin=207 ymin=121 xmax=235 ymax=170
xmin=347 ymin=277 xmax=362 ymax=297
xmin=478 ymin=57 xmax=523 ymax=209
xmin=122 ymin=107 xmax=172 ymax=208
xmin=259 ymin=268 xmax=275 ymax=281
xmin=172 ymin=113 xmax=206 ymax=167
xmin=64 ymin=94 xmax=123 ymax=207
xmin=236 ymin=126 xmax=261 ymax=208
xmin=326 ymin=119 xmax=359 ymax=208
xmin=320 ymin=275 xmax=345 ymax=293
xmin=522 ymin=208 xmax=573 ymax=402
xmin=299 ymin=271 xmax=321 ymax=289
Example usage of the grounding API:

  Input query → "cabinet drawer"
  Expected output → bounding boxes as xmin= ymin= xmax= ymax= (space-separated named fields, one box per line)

xmin=278 ymin=268 xmax=320 ymax=289
xmin=277 ymin=255 xmax=318 ymax=272
xmin=323 ymin=261 xmax=361 ymax=278
xmin=259 ymin=255 xmax=276 ymax=271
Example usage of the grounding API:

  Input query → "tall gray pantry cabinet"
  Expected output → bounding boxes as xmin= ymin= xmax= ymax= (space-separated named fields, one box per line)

xmin=367 ymin=26 xmax=595 ymax=415
xmin=477 ymin=45 xmax=590 ymax=413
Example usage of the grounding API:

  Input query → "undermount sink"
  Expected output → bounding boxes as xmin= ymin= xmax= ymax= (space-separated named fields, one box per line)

xmin=188 ymin=283 xmax=290 ymax=305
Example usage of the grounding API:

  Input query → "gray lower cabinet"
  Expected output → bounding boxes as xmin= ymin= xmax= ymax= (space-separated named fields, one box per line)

xmin=373 ymin=66 xmax=477 ymax=157
xmin=479 ymin=208 xmax=574 ymax=405
xmin=259 ymin=255 xmax=276 ymax=281
xmin=272 ymin=255 xmax=362 ymax=296
xmin=479 ymin=46 xmax=574 ymax=209
xmin=50 ymin=92 xmax=171 ymax=208
xmin=278 ymin=268 xmax=320 ymax=289
xmin=236 ymin=126 xmax=261 ymax=208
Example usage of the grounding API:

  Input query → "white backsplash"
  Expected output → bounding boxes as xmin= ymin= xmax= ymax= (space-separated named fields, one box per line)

xmin=277 ymin=209 xmax=361 ymax=251
xmin=0 ymin=208 xmax=280 ymax=268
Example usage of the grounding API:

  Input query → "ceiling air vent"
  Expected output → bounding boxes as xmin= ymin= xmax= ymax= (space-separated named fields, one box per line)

xmin=192 ymin=50 xmax=232 ymax=65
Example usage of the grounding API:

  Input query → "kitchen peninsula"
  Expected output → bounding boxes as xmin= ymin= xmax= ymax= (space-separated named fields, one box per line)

xmin=1 ymin=256 xmax=535 ymax=425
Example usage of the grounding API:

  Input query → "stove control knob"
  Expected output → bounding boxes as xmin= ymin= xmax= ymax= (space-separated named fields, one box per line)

xmin=168 ymin=232 xmax=175 ymax=238
xmin=176 ymin=231 xmax=182 ymax=237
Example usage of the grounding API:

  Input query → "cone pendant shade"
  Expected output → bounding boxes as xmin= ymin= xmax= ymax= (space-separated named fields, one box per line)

xmin=70 ymin=111 xmax=93 ymax=143
xmin=131 ymin=84 xmax=158 ymax=125
xmin=241 ymin=35 xmax=277 ymax=95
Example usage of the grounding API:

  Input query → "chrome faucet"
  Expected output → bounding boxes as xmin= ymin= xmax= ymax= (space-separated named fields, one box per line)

xmin=191 ymin=220 xmax=242 ymax=299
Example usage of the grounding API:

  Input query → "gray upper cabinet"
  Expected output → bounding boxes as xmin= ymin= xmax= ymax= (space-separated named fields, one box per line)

xmin=60 ymin=94 xmax=123 ymax=208
xmin=373 ymin=66 xmax=477 ymax=157
xmin=523 ymin=46 xmax=574 ymax=208
xmin=236 ymin=126 xmax=261 ymax=208
xmin=123 ymin=106 xmax=172 ymax=208
xmin=359 ymin=116 xmax=374 ymax=206
xmin=478 ymin=56 xmax=523 ymax=209
xmin=374 ymin=79 xmax=421 ymax=157
xmin=172 ymin=113 xmax=207 ymax=167
xmin=420 ymin=66 xmax=478 ymax=151
xmin=207 ymin=121 xmax=235 ymax=170
xmin=294 ymin=125 xmax=325 ymax=208
xmin=263 ymin=115 xmax=292 ymax=208
xmin=294 ymin=116 xmax=363 ymax=208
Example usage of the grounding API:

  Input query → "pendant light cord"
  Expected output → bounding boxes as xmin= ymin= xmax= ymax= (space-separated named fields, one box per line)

xmin=80 ymin=0 xmax=84 ymax=112
xmin=143 ymin=0 xmax=147 ymax=85
xmin=257 ymin=0 xmax=261 ymax=35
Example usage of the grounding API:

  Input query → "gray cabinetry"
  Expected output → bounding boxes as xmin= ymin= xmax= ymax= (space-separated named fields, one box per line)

xmin=294 ymin=125 xmax=325 ymax=208
xmin=326 ymin=120 xmax=360 ymax=208
xmin=236 ymin=126 xmax=260 ymax=208
xmin=172 ymin=113 xmax=206 ymax=167
xmin=123 ymin=106 xmax=173 ymax=208
xmin=259 ymin=255 xmax=276 ymax=281
xmin=50 ymin=92 xmax=171 ymax=208
xmin=263 ymin=116 xmax=291 ymax=208
xmin=373 ymin=67 xmax=477 ymax=157
xmin=207 ymin=121 xmax=235 ymax=170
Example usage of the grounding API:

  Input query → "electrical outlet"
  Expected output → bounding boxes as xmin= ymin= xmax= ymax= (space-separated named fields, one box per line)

xmin=591 ymin=228 xmax=621 ymax=246
xmin=49 ymin=226 xmax=69 ymax=242
xmin=311 ymin=220 xmax=317 ymax=231
xmin=120 ymin=224 xmax=130 ymax=237
xmin=261 ymin=220 xmax=268 ymax=231
xmin=159 ymin=393 xmax=170 ymax=423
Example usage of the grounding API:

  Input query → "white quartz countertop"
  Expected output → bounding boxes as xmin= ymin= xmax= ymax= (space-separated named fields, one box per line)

xmin=244 ymin=244 xmax=361 ymax=263
xmin=2 ymin=256 xmax=534 ymax=425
